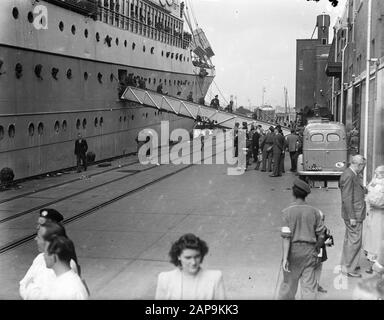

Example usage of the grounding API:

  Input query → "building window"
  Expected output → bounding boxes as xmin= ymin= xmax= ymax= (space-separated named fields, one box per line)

xmin=94 ymin=117 xmax=98 ymax=127
xmin=76 ymin=119 xmax=81 ymax=129
xmin=124 ymin=40 xmax=127 ymax=47
xmin=82 ymin=118 xmax=87 ymax=129
xmin=98 ymin=72 xmax=103 ymax=83
xmin=62 ymin=120 xmax=67 ymax=131
xmin=66 ymin=69 xmax=72 ymax=79
xmin=71 ymin=25 xmax=76 ymax=35
xmin=132 ymin=42 xmax=136 ymax=50
xmin=84 ymin=72 xmax=88 ymax=80
xmin=51 ymin=68 xmax=59 ymax=80
xmin=96 ymin=32 xmax=100 ymax=42
xmin=100 ymin=117 xmax=104 ymax=126
xmin=84 ymin=29 xmax=88 ymax=38
xmin=116 ymin=38 xmax=119 ymax=46
xmin=0 ymin=125 xmax=4 ymax=140
xmin=321 ymin=38 xmax=327 ymax=45
xmin=59 ymin=21 xmax=64 ymax=31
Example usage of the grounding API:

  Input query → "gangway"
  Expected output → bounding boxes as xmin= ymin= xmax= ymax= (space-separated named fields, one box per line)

xmin=121 ymin=87 xmax=290 ymax=135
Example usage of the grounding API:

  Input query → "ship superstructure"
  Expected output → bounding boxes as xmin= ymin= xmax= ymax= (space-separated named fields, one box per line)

xmin=0 ymin=0 xmax=215 ymax=179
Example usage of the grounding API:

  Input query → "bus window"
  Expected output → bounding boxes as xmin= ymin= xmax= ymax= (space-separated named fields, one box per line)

xmin=310 ymin=133 xmax=324 ymax=142
xmin=327 ymin=133 xmax=340 ymax=142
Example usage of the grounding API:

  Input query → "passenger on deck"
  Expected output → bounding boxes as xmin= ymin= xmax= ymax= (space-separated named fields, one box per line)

xmin=210 ymin=95 xmax=220 ymax=109
xmin=155 ymin=233 xmax=226 ymax=300
xmin=187 ymin=91 xmax=194 ymax=102
xmin=225 ymin=100 xmax=234 ymax=113
xmin=156 ymin=83 xmax=163 ymax=94
xmin=19 ymin=221 xmax=80 ymax=300
xmin=43 ymin=236 xmax=89 ymax=300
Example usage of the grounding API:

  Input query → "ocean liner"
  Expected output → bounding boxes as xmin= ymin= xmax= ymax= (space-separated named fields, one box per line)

xmin=0 ymin=0 xmax=215 ymax=180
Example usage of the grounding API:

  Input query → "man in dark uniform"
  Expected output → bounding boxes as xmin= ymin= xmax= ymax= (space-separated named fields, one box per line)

xmin=74 ymin=133 xmax=88 ymax=173
xmin=261 ymin=126 xmax=274 ymax=172
xmin=285 ymin=129 xmax=300 ymax=172
xmin=278 ymin=178 xmax=325 ymax=300
xmin=270 ymin=126 xmax=285 ymax=177
xmin=251 ymin=125 xmax=260 ymax=166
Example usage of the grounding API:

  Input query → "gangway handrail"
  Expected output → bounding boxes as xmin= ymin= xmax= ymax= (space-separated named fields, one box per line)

xmin=120 ymin=86 xmax=290 ymax=134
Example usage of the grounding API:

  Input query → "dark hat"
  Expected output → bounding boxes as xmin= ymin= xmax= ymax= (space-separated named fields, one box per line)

xmin=215 ymin=95 xmax=218 ymax=97
xmin=293 ymin=178 xmax=311 ymax=194
xmin=39 ymin=208 xmax=64 ymax=223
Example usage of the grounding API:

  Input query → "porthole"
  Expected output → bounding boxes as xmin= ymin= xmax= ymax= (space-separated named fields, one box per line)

xmin=71 ymin=25 xmax=76 ymax=35
xmin=132 ymin=42 xmax=136 ymax=50
xmin=169 ymin=80 xmax=171 ymax=85
xmin=82 ymin=118 xmax=87 ymax=129
xmin=171 ymin=53 xmax=174 ymax=59
xmin=154 ymin=112 xmax=157 ymax=116
xmin=84 ymin=29 xmax=88 ymax=38
xmin=27 ymin=12 xmax=33 ymax=23
xmin=76 ymin=119 xmax=81 ymax=129
xmin=37 ymin=122 xmax=43 ymax=136
xmin=115 ymin=38 xmax=119 ymax=46
xmin=54 ymin=121 xmax=60 ymax=133
xmin=124 ymin=40 xmax=127 ymax=47
xmin=15 ymin=63 xmax=23 ymax=79
xmin=66 ymin=69 xmax=72 ymax=79
xmin=110 ymin=73 xmax=114 ymax=82
xmin=97 ymin=72 xmax=103 ymax=83
xmin=34 ymin=64 xmax=43 ymax=79
xmin=119 ymin=116 xmax=122 ymax=122
xmin=28 ymin=123 xmax=34 ymax=137
xmin=161 ymin=51 xmax=164 ymax=56
xmin=183 ymin=57 xmax=185 ymax=61
xmin=84 ymin=72 xmax=88 ymax=80
xmin=96 ymin=32 xmax=100 ymax=42
xmin=100 ymin=117 xmax=104 ymax=126
xmin=166 ymin=52 xmax=170 ymax=58
xmin=94 ymin=117 xmax=98 ymax=127
xmin=180 ymin=54 xmax=183 ymax=61
xmin=62 ymin=120 xmax=67 ymax=131
xmin=145 ymin=113 xmax=148 ymax=118
xmin=175 ymin=53 xmax=179 ymax=60
xmin=131 ymin=115 xmax=134 ymax=120
xmin=51 ymin=67 xmax=59 ymax=80
xmin=174 ymin=80 xmax=176 ymax=85
xmin=143 ymin=45 xmax=146 ymax=52
xmin=148 ymin=78 xmax=151 ymax=84
xmin=59 ymin=21 xmax=64 ymax=31
xmin=151 ymin=47 xmax=154 ymax=54
xmin=187 ymin=58 xmax=189 ymax=62
xmin=0 ymin=125 xmax=4 ymax=140
xmin=123 ymin=116 xmax=127 ymax=122
xmin=153 ymin=78 xmax=156 ymax=84
xmin=12 ymin=7 xmax=19 ymax=19
xmin=8 ymin=124 xmax=15 ymax=138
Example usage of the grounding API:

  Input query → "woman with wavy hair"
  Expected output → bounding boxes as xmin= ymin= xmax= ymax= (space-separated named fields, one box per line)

xmin=155 ymin=233 xmax=226 ymax=300
xmin=363 ymin=165 xmax=384 ymax=273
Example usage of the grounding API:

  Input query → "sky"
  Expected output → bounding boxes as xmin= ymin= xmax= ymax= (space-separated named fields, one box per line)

xmin=188 ymin=0 xmax=347 ymax=110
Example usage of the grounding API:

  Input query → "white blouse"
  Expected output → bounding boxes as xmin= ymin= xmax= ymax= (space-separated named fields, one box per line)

xmin=155 ymin=268 xmax=226 ymax=300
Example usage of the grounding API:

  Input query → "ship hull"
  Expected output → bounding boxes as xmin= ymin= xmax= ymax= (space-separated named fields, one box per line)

xmin=0 ymin=1 xmax=214 ymax=180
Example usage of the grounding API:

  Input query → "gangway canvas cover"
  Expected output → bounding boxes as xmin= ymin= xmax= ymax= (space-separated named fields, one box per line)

xmin=120 ymin=87 xmax=289 ymax=135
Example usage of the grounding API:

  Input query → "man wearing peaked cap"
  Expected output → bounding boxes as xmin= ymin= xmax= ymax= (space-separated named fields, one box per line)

xmin=277 ymin=178 xmax=325 ymax=300
xmin=293 ymin=178 xmax=311 ymax=194
xmin=38 ymin=208 xmax=64 ymax=228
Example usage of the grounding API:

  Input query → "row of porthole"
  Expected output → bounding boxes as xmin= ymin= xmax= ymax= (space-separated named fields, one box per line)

xmin=12 ymin=7 xmax=189 ymax=63
xmin=11 ymin=62 xmax=192 ymax=87
xmin=0 ymin=117 xmax=103 ymax=141
xmin=0 ymin=111 xmax=166 ymax=141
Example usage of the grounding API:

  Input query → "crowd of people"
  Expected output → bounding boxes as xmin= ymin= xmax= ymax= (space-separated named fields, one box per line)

xmin=233 ymin=122 xmax=303 ymax=174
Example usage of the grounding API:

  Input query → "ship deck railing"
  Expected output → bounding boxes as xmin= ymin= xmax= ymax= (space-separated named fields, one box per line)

xmin=120 ymin=87 xmax=290 ymax=134
xmin=97 ymin=6 xmax=191 ymax=50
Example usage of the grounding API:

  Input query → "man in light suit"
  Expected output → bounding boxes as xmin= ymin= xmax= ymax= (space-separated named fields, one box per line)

xmin=339 ymin=154 xmax=367 ymax=277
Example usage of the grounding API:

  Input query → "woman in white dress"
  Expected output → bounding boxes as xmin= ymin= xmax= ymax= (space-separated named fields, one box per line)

xmin=363 ymin=165 xmax=384 ymax=273
xmin=155 ymin=233 xmax=226 ymax=300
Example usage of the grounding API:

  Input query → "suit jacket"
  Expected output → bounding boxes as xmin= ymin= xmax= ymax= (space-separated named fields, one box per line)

xmin=252 ymin=131 xmax=260 ymax=149
xmin=272 ymin=133 xmax=285 ymax=154
xmin=339 ymin=167 xmax=366 ymax=222
xmin=286 ymin=134 xmax=299 ymax=152
xmin=74 ymin=139 xmax=88 ymax=156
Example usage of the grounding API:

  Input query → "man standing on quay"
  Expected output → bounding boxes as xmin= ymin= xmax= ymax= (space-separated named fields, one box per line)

xmin=74 ymin=133 xmax=88 ymax=173
xmin=339 ymin=154 xmax=367 ymax=277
